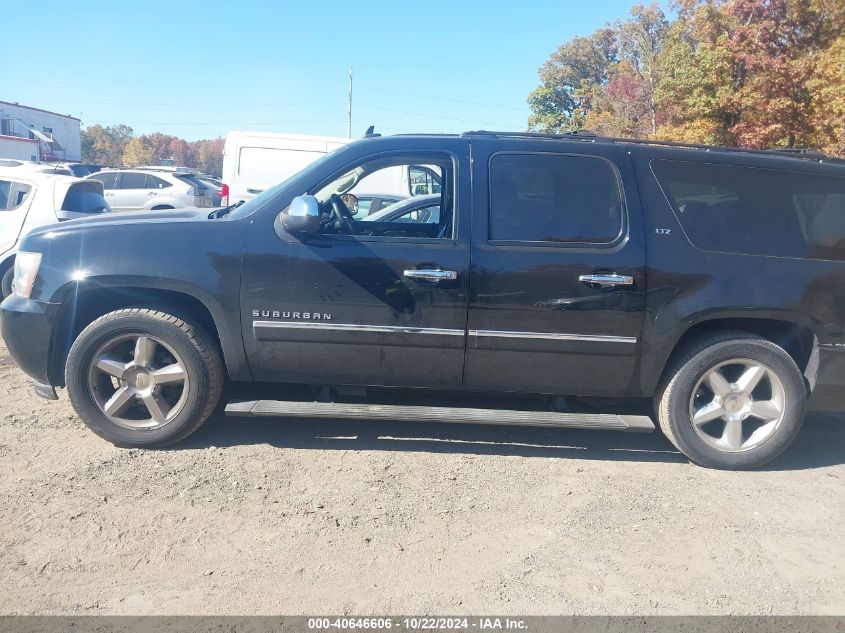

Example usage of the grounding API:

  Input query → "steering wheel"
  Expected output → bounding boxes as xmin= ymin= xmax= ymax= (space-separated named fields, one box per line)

xmin=330 ymin=194 xmax=356 ymax=234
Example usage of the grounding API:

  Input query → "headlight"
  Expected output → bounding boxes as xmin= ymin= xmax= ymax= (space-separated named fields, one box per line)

xmin=13 ymin=251 xmax=42 ymax=299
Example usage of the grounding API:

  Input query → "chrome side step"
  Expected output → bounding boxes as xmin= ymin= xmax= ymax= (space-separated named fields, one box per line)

xmin=225 ymin=400 xmax=655 ymax=432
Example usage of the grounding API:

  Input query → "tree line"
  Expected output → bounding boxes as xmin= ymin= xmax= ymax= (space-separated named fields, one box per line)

xmin=528 ymin=0 xmax=845 ymax=156
xmin=81 ymin=124 xmax=224 ymax=175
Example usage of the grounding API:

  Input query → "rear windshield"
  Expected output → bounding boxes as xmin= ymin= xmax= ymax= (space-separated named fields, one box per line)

xmin=62 ymin=182 xmax=110 ymax=214
xmin=652 ymin=159 xmax=845 ymax=260
xmin=174 ymin=174 xmax=208 ymax=189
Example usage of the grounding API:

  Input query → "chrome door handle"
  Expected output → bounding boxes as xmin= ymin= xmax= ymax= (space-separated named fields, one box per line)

xmin=404 ymin=269 xmax=458 ymax=282
xmin=579 ymin=274 xmax=634 ymax=288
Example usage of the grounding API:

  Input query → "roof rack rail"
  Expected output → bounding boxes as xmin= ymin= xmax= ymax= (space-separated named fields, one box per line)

xmin=462 ymin=130 xmax=845 ymax=164
xmin=464 ymin=129 xmax=598 ymax=140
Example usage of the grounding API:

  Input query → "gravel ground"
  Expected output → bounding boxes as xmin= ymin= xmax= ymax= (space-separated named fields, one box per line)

xmin=0 ymin=340 xmax=843 ymax=615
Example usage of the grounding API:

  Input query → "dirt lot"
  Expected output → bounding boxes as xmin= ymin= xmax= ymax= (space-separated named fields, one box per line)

xmin=0 ymin=340 xmax=843 ymax=616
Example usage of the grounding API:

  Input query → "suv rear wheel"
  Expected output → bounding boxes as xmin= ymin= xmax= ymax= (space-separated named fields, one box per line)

xmin=66 ymin=308 xmax=223 ymax=447
xmin=657 ymin=332 xmax=806 ymax=469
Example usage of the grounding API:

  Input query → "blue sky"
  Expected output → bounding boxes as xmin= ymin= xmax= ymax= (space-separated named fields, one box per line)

xmin=4 ymin=0 xmax=662 ymax=141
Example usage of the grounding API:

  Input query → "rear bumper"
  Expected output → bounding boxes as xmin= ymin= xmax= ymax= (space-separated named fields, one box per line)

xmin=0 ymin=295 xmax=61 ymax=386
xmin=808 ymin=344 xmax=845 ymax=411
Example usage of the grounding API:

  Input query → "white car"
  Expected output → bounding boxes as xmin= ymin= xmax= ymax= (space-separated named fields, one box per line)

xmin=86 ymin=168 xmax=216 ymax=212
xmin=0 ymin=165 xmax=111 ymax=298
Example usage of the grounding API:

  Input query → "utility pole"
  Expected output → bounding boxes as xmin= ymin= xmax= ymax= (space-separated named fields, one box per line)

xmin=347 ymin=66 xmax=353 ymax=139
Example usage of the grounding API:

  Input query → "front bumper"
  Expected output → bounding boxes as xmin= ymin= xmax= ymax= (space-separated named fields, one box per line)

xmin=808 ymin=344 xmax=845 ymax=411
xmin=0 ymin=295 xmax=61 ymax=386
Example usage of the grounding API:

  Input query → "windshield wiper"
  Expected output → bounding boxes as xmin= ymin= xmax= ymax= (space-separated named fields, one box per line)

xmin=208 ymin=200 xmax=244 ymax=219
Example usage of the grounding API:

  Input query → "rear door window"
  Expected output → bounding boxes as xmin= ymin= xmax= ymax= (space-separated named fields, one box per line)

xmin=119 ymin=172 xmax=147 ymax=189
xmin=489 ymin=153 xmax=624 ymax=244
xmin=0 ymin=180 xmax=33 ymax=210
xmin=652 ymin=159 xmax=845 ymax=260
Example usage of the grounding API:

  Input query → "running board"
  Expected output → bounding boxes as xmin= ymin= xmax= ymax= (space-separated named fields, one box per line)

xmin=225 ymin=400 xmax=655 ymax=432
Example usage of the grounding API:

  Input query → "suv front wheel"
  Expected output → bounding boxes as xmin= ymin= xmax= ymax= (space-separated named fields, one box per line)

xmin=657 ymin=332 xmax=806 ymax=469
xmin=66 ymin=308 xmax=224 ymax=447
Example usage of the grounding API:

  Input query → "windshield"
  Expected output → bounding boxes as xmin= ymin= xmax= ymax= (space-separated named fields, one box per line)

xmin=227 ymin=144 xmax=350 ymax=220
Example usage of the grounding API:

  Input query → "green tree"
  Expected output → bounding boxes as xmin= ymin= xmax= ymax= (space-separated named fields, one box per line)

xmin=528 ymin=28 xmax=618 ymax=132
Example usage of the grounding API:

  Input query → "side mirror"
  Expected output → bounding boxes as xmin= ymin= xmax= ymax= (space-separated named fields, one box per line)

xmin=342 ymin=193 xmax=359 ymax=215
xmin=281 ymin=195 xmax=321 ymax=234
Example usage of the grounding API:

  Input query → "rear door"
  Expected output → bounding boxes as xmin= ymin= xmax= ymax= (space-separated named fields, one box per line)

xmin=464 ymin=138 xmax=647 ymax=396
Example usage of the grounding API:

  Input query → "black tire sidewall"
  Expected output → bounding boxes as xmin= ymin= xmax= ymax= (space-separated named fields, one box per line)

xmin=66 ymin=313 xmax=215 ymax=447
xmin=1 ymin=265 xmax=13 ymax=299
xmin=666 ymin=339 xmax=805 ymax=469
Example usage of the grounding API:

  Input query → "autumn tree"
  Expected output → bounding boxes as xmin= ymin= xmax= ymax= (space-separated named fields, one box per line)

xmin=121 ymin=137 xmax=155 ymax=167
xmin=530 ymin=0 xmax=845 ymax=155
xmin=80 ymin=124 xmax=134 ymax=166
xmin=809 ymin=32 xmax=845 ymax=156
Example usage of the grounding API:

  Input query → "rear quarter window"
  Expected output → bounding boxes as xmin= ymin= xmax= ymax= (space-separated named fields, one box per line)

xmin=652 ymin=159 xmax=845 ymax=260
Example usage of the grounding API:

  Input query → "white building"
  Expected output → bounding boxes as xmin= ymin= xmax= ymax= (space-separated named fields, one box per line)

xmin=0 ymin=101 xmax=81 ymax=162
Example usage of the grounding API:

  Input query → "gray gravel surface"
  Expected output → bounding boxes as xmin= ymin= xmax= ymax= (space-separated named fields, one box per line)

xmin=0 ymin=342 xmax=843 ymax=615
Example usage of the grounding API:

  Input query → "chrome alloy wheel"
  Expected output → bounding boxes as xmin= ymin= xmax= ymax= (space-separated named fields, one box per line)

xmin=86 ymin=334 xmax=189 ymax=430
xmin=689 ymin=359 xmax=786 ymax=453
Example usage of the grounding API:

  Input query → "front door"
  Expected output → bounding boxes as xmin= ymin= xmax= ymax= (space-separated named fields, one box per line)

xmin=241 ymin=140 xmax=472 ymax=389
xmin=464 ymin=138 xmax=647 ymax=397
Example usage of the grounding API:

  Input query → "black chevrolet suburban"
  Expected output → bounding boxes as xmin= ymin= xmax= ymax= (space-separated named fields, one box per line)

xmin=3 ymin=131 xmax=845 ymax=470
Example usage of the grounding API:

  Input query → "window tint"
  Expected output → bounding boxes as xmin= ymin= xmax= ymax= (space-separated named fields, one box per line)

xmin=62 ymin=182 xmax=110 ymax=214
xmin=0 ymin=180 xmax=32 ymax=211
xmin=90 ymin=172 xmax=119 ymax=189
xmin=145 ymin=174 xmax=171 ymax=189
xmin=119 ymin=172 xmax=147 ymax=189
xmin=652 ymin=160 xmax=845 ymax=260
xmin=489 ymin=153 xmax=623 ymax=243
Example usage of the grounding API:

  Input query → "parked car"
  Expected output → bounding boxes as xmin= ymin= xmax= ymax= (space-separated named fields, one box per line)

xmin=86 ymin=168 xmax=217 ymax=211
xmin=0 ymin=165 xmax=110 ymax=298
xmin=360 ymin=193 xmax=440 ymax=222
xmin=66 ymin=163 xmax=103 ymax=178
xmin=354 ymin=193 xmax=407 ymax=216
xmin=194 ymin=175 xmax=223 ymax=206
xmin=3 ymin=131 xmax=845 ymax=470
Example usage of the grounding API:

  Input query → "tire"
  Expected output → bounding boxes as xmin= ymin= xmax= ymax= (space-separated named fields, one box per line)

xmin=66 ymin=308 xmax=224 ymax=448
xmin=656 ymin=331 xmax=806 ymax=470
xmin=1 ymin=264 xmax=14 ymax=299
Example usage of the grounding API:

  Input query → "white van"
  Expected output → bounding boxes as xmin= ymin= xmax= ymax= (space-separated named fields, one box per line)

xmin=0 ymin=166 xmax=111 ymax=297
xmin=221 ymin=131 xmax=443 ymax=208
xmin=221 ymin=131 xmax=349 ymax=206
